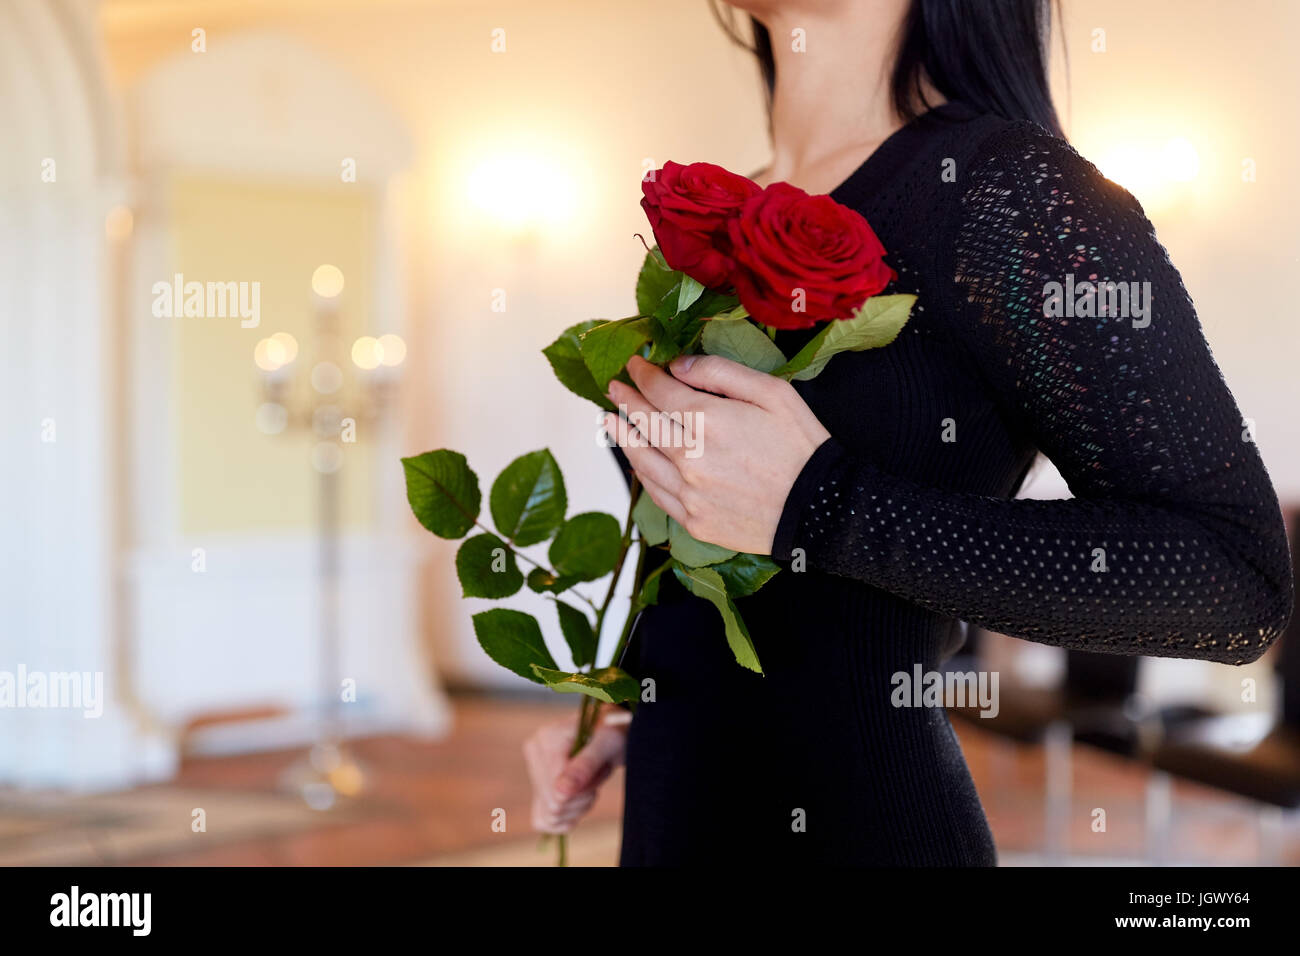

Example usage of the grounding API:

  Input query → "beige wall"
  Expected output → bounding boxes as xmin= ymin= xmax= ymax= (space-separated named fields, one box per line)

xmin=168 ymin=174 xmax=376 ymax=534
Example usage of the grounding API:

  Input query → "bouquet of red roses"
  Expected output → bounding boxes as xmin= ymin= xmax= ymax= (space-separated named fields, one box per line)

xmin=402 ymin=161 xmax=913 ymax=863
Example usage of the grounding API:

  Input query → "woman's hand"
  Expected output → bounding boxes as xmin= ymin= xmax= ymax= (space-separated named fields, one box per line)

xmin=603 ymin=353 xmax=831 ymax=555
xmin=523 ymin=710 xmax=630 ymax=834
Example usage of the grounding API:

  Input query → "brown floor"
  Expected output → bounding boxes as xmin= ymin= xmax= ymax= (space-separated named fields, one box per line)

xmin=143 ymin=695 xmax=628 ymax=866
xmin=1 ymin=693 xmax=1294 ymax=866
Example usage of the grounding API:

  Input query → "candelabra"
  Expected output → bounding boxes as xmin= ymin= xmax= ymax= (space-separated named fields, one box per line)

xmin=252 ymin=263 xmax=406 ymax=810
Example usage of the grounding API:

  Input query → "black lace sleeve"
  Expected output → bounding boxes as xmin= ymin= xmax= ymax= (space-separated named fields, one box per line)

xmin=771 ymin=123 xmax=1293 ymax=664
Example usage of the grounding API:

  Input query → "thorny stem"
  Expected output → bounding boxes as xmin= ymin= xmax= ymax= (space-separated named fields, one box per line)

xmin=555 ymin=476 xmax=644 ymax=867
xmin=593 ymin=477 xmax=642 ymax=641
xmin=682 ymin=324 xmax=705 ymax=355
xmin=611 ymin=539 xmax=654 ymax=668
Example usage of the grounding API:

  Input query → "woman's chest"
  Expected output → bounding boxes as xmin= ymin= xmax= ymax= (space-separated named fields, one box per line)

xmin=777 ymin=314 xmax=1034 ymax=498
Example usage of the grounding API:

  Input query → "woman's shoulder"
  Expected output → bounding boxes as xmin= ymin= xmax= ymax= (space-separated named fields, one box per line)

xmin=896 ymin=104 xmax=1132 ymax=222
xmin=958 ymin=117 xmax=1141 ymax=217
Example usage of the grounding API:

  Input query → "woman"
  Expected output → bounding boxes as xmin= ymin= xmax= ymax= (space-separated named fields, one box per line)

xmin=523 ymin=0 xmax=1294 ymax=865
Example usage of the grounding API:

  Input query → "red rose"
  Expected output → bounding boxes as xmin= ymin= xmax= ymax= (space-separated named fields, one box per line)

xmin=640 ymin=161 xmax=761 ymax=289
xmin=726 ymin=182 xmax=896 ymax=330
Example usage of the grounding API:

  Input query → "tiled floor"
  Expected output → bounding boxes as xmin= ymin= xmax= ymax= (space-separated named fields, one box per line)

xmin=0 ymin=694 xmax=1293 ymax=866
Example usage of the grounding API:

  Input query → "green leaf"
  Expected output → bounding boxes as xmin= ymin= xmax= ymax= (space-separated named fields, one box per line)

xmin=649 ymin=316 xmax=703 ymax=366
xmin=709 ymin=305 xmax=750 ymax=322
xmin=711 ymin=551 xmax=781 ymax=597
xmin=645 ymin=283 xmax=738 ymax=365
xmin=632 ymin=493 xmax=669 ymax=546
xmin=489 ymin=449 xmax=567 ymax=546
xmin=676 ymin=275 xmax=705 ymax=314
xmin=555 ymin=600 xmax=597 ymax=668
xmin=638 ymin=570 xmax=662 ymax=607
xmin=402 ymin=450 xmax=481 ymax=539
xmin=671 ymin=565 xmax=763 ymax=674
xmin=635 ymin=248 xmax=679 ymax=317
xmin=455 ymin=533 xmax=523 ymax=599
xmin=472 ymin=608 xmax=557 ymax=684
xmin=685 ymin=289 xmax=740 ymax=322
xmin=530 ymin=665 xmax=641 ymax=705
xmin=651 ymin=279 xmax=686 ymax=322
xmin=645 ymin=314 xmax=684 ymax=365
xmin=579 ymin=317 xmax=653 ymax=391
xmin=654 ymin=282 xmax=738 ymax=325
xmin=543 ymin=321 xmax=617 ymax=410
xmin=668 ymin=517 xmax=736 ymax=567
xmin=526 ymin=567 xmax=580 ymax=594
xmin=701 ymin=318 xmax=787 ymax=373
xmin=549 ymin=512 xmax=623 ymax=581
xmin=773 ymin=294 xmax=916 ymax=382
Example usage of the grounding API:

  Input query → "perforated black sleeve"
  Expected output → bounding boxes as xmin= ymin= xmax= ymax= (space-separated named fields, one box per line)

xmin=772 ymin=123 xmax=1293 ymax=664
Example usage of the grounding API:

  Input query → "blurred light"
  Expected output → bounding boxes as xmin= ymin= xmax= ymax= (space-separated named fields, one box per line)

xmin=377 ymin=333 xmax=406 ymax=367
xmin=254 ymin=336 xmax=288 ymax=371
xmin=312 ymin=404 xmax=343 ymax=438
xmin=351 ymin=335 xmax=382 ymax=370
xmin=312 ymin=441 xmax=343 ymax=474
xmin=466 ymin=153 xmax=577 ymax=233
xmin=1162 ymin=137 xmax=1200 ymax=182
xmin=270 ymin=331 xmax=299 ymax=364
xmin=1098 ymin=137 xmax=1200 ymax=208
xmin=303 ymin=782 xmax=336 ymax=811
xmin=105 ymin=205 xmax=134 ymax=241
xmin=311 ymin=361 xmax=343 ymax=394
xmin=311 ymin=264 xmax=345 ymax=299
xmin=255 ymin=402 xmax=288 ymax=435
xmin=1098 ymin=145 xmax=1154 ymax=194
xmin=330 ymin=762 xmax=364 ymax=796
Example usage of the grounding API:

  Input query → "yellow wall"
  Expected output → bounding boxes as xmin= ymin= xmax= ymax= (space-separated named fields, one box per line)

xmin=168 ymin=175 xmax=376 ymax=534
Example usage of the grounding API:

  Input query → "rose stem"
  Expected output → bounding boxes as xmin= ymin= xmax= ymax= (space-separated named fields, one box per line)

xmin=556 ymin=475 xmax=643 ymax=866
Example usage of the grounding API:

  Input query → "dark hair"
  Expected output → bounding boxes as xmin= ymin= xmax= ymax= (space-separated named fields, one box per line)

xmin=710 ymin=0 xmax=1065 ymax=139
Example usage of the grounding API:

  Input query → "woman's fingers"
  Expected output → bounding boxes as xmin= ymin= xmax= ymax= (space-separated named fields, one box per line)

xmin=529 ymin=717 xmax=630 ymax=833
xmin=523 ymin=722 xmax=573 ymax=780
xmin=603 ymin=413 xmax=684 ymax=496
xmin=554 ymin=722 xmax=628 ymax=798
xmin=626 ymin=354 xmax=706 ymax=416
xmin=541 ymin=792 xmax=596 ymax=833
xmin=607 ymin=379 xmax=686 ymax=455
xmin=668 ymin=353 xmax=785 ymax=407
xmin=635 ymin=472 xmax=689 ymax=528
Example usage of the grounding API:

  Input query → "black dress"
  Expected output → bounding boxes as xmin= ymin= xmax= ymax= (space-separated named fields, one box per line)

xmin=616 ymin=101 xmax=1294 ymax=866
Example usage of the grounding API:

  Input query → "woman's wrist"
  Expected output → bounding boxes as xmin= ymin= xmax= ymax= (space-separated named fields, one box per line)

xmin=769 ymin=434 xmax=847 ymax=561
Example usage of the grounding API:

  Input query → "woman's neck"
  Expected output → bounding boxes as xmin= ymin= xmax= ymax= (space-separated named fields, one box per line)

xmin=756 ymin=1 xmax=940 ymax=190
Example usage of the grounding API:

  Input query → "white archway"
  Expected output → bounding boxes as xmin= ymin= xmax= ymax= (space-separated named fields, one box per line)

xmin=0 ymin=12 xmax=449 ymax=789
xmin=0 ymin=0 xmax=161 ymax=788
xmin=120 ymin=31 xmax=450 ymax=757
